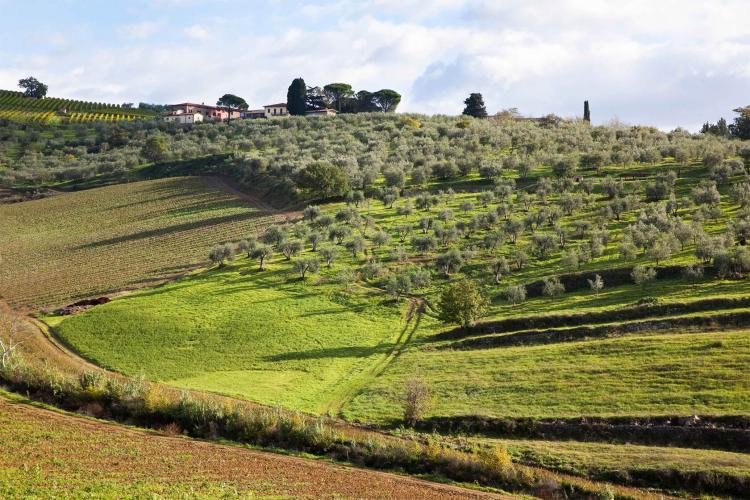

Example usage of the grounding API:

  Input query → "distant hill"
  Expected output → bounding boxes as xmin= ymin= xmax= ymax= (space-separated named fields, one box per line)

xmin=0 ymin=89 xmax=156 ymax=123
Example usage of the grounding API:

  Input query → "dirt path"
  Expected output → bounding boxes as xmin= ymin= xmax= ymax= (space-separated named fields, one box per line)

xmin=321 ymin=298 xmax=424 ymax=417
xmin=0 ymin=394 xmax=505 ymax=499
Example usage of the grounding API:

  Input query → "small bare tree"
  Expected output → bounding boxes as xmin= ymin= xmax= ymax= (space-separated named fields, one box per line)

xmin=0 ymin=315 xmax=22 ymax=369
xmin=403 ymin=376 xmax=431 ymax=426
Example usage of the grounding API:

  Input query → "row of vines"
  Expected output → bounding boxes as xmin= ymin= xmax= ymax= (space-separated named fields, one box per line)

xmin=0 ymin=90 xmax=155 ymax=123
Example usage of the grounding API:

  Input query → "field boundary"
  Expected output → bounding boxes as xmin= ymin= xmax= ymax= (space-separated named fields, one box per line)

xmin=439 ymin=312 xmax=750 ymax=350
xmin=410 ymin=415 xmax=750 ymax=453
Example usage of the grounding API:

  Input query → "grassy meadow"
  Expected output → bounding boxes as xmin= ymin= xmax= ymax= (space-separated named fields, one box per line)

xmin=343 ymin=328 xmax=750 ymax=422
xmin=0 ymin=176 xmax=284 ymax=310
xmin=54 ymin=261 xmax=406 ymax=413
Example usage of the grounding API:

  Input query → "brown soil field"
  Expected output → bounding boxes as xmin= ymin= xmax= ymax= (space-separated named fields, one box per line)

xmin=0 ymin=395 xmax=504 ymax=499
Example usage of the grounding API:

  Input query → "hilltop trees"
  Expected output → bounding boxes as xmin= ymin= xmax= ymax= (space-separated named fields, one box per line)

xmin=463 ymin=93 xmax=488 ymax=118
xmin=216 ymin=94 xmax=248 ymax=110
xmin=287 ymin=77 xmax=307 ymax=115
xmin=18 ymin=76 xmax=47 ymax=98
xmin=730 ymin=106 xmax=750 ymax=140
xmin=323 ymin=83 xmax=354 ymax=111
xmin=373 ymin=89 xmax=401 ymax=113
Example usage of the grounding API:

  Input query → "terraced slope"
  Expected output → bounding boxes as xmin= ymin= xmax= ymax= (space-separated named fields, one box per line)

xmin=0 ymin=394 xmax=497 ymax=499
xmin=0 ymin=176 xmax=285 ymax=310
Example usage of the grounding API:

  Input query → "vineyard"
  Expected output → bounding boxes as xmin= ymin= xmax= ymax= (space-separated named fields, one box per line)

xmin=0 ymin=176 xmax=286 ymax=310
xmin=0 ymin=89 xmax=156 ymax=123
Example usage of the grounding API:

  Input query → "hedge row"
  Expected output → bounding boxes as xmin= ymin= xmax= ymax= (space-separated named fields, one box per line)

xmin=413 ymin=414 xmax=750 ymax=453
xmin=522 ymin=265 xmax=715 ymax=298
xmin=439 ymin=296 xmax=750 ymax=341
xmin=442 ymin=310 xmax=750 ymax=350
xmin=589 ymin=467 xmax=750 ymax=499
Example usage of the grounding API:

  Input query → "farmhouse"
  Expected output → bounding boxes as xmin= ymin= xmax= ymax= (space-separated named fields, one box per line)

xmin=264 ymin=103 xmax=288 ymax=117
xmin=168 ymin=103 xmax=229 ymax=121
xmin=163 ymin=111 xmax=203 ymax=124
xmin=241 ymin=108 xmax=266 ymax=119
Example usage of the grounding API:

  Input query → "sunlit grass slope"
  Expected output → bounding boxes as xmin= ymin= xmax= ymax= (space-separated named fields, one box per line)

xmin=55 ymin=260 xmax=404 ymax=413
xmin=343 ymin=327 xmax=750 ymax=423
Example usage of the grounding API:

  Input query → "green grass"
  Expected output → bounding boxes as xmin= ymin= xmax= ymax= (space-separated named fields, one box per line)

xmin=55 ymin=260 xmax=405 ymax=413
xmin=343 ymin=329 xmax=750 ymax=422
xmin=0 ymin=176 xmax=283 ymax=309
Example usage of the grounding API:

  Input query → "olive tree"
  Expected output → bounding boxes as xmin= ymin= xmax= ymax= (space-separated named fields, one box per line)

xmin=436 ymin=248 xmax=465 ymax=276
xmin=346 ymin=236 xmax=366 ymax=258
xmin=505 ymin=284 xmax=527 ymax=306
xmin=293 ymin=257 xmax=319 ymax=280
xmin=251 ymin=245 xmax=273 ymax=270
xmin=319 ymin=245 xmax=339 ymax=268
xmin=542 ymin=277 xmax=565 ymax=299
xmin=631 ymin=265 xmax=657 ymax=287
xmin=587 ymin=274 xmax=604 ymax=294
xmin=490 ymin=256 xmax=510 ymax=284
xmin=437 ymin=280 xmax=488 ymax=328
xmin=280 ymin=239 xmax=303 ymax=260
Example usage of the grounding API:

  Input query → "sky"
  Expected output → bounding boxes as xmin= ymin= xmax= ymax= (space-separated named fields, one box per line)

xmin=2 ymin=0 xmax=750 ymax=130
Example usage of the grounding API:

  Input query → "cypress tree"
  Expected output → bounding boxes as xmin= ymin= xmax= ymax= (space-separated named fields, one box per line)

xmin=583 ymin=100 xmax=591 ymax=123
xmin=462 ymin=93 xmax=488 ymax=118
xmin=287 ymin=77 xmax=307 ymax=116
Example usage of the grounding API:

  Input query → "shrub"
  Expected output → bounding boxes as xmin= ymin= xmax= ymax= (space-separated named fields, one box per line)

xmin=542 ymin=277 xmax=565 ymax=299
xmin=631 ymin=265 xmax=657 ymax=287
xmin=78 ymin=370 xmax=103 ymax=391
xmin=505 ymin=285 xmax=527 ymax=306
xmin=587 ymin=274 xmax=604 ymax=294
xmin=403 ymin=376 xmax=431 ymax=426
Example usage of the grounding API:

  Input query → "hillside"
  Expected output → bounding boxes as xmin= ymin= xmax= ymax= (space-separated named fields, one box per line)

xmin=52 ymin=157 xmax=750 ymax=422
xmin=0 ymin=89 xmax=155 ymax=123
xmin=0 ymin=176 xmax=286 ymax=310
xmin=3 ymin=114 xmax=750 ymax=497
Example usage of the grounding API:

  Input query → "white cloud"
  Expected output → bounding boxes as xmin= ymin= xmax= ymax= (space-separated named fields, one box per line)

xmin=183 ymin=25 xmax=210 ymax=40
xmin=118 ymin=21 xmax=162 ymax=40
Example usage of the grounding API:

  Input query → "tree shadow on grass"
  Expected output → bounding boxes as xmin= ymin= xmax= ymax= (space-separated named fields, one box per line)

xmin=264 ymin=343 xmax=393 ymax=362
xmin=74 ymin=212 xmax=267 ymax=250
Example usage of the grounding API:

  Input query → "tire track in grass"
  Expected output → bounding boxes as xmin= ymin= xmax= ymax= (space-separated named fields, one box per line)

xmin=321 ymin=298 xmax=424 ymax=417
